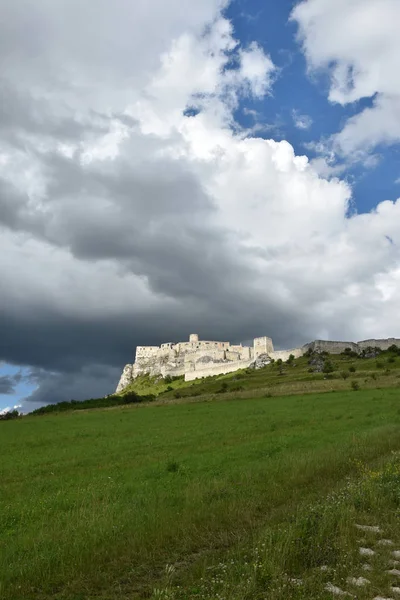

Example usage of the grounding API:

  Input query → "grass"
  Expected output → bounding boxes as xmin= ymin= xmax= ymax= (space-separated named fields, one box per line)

xmin=1 ymin=386 xmax=400 ymax=599
xmin=121 ymin=349 xmax=400 ymax=403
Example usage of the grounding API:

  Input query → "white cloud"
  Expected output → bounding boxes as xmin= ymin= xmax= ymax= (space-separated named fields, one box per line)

xmin=0 ymin=0 xmax=400 ymax=406
xmin=292 ymin=0 xmax=400 ymax=154
xmin=292 ymin=109 xmax=313 ymax=130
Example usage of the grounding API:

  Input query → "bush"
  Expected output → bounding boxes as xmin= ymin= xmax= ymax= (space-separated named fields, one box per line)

xmin=166 ymin=460 xmax=180 ymax=473
xmin=343 ymin=348 xmax=358 ymax=358
xmin=0 ymin=409 xmax=20 ymax=421
xmin=173 ymin=391 xmax=182 ymax=399
xmin=164 ymin=375 xmax=173 ymax=384
xmin=388 ymin=344 xmax=399 ymax=353
xmin=341 ymin=371 xmax=349 ymax=380
xmin=276 ymin=359 xmax=283 ymax=366
xmin=322 ymin=360 xmax=335 ymax=374
xmin=217 ymin=382 xmax=229 ymax=394
xmin=287 ymin=354 xmax=295 ymax=363
xmin=376 ymin=360 xmax=384 ymax=369
xmin=351 ymin=381 xmax=360 ymax=391
xmin=388 ymin=357 xmax=396 ymax=363
xmin=349 ymin=365 xmax=356 ymax=373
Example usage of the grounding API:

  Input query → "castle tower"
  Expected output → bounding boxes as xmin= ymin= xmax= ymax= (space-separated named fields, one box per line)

xmin=189 ymin=333 xmax=199 ymax=343
xmin=253 ymin=336 xmax=274 ymax=358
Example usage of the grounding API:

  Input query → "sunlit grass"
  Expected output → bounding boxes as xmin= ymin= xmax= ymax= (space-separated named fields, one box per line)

xmin=1 ymin=387 xmax=400 ymax=599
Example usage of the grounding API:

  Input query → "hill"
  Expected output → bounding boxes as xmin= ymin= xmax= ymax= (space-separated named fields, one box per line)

xmin=1 ymin=365 xmax=400 ymax=599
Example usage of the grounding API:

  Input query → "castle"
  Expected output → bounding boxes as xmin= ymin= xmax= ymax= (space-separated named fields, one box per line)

xmin=116 ymin=333 xmax=400 ymax=393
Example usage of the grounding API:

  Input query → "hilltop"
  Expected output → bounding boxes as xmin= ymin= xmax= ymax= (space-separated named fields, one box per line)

xmin=31 ymin=344 xmax=400 ymax=415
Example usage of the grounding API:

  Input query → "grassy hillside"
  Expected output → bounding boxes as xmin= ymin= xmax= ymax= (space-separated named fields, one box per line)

xmin=122 ymin=347 xmax=400 ymax=401
xmin=1 ymin=386 xmax=400 ymax=599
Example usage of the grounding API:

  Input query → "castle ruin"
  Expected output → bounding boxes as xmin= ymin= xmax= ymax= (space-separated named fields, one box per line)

xmin=116 ymin=333 xmax=400 ymax=394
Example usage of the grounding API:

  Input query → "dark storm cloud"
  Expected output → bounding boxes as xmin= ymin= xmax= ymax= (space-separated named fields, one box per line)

xmin=1 ymin=0 xmax=384 ymax=412
xmin=0 ymin=373 xmax=22 ymax=395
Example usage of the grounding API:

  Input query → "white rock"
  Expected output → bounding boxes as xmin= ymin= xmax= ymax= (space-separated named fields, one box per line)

xmin=325 ymin=583 xmax=351 ymax=596
xmin=379 ymin=540 xmax=395 ymax=546
xmin=360 ymin=547 xmax=375 ymax=556
xmin=346 ymin=577 xmax=370 ymax=587
xmin=387 ymin=570 xmax=400 ymax=577
xmin=391 ymin=588 xmax=400 ymax=595
xmin=390 ymin=561 xmax=400 ymax=567
xmin=289 ymin=578 xmax=303 ymax=586
xmin=115 ymin=364 xmax=133 ymax=394
xmin=355 ymin=524 xmax=381 ymax=533
xmin=394 ymin=552 xmax=400 ymax=559
xmin=362 ymin=563 xmax=373 ymax=571
xmin=373 ymin=597 xmax=395 ymax=600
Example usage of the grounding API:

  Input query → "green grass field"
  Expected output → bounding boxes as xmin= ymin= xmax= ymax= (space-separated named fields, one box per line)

xmin=1 ymin=382 xmax=400 ymax=599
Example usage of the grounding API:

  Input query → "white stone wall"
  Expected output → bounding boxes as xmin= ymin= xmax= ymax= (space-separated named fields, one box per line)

xmin=269 ymin=348 xmax=304 ymax=362
xmin=116 ymin=334 xmax=400 ymax=394
xmin=184 ymin=358 xmax=254 ymax=382
xmin=358 ymin=338 xmax=400 ymax=351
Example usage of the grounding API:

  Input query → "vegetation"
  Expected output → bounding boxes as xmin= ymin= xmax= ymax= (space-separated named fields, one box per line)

xmin=30 ymin=391 xmax=154 ymax=415
xmin=0 ymin=408 xmax=20 ymax=420
xmin=1 ymin=386 xmax=400 ymax=599
xmin=24 ymin=347 xmax=400 ymax=417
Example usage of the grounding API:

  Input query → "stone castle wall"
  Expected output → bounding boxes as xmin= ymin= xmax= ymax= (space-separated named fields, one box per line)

xmin=115 ymin=333 xmax=400 ymax=393
xmin=185 ymin=358 xmax=254 ymax=382
xmin=269 ymin=347 xmax=304 ymax=362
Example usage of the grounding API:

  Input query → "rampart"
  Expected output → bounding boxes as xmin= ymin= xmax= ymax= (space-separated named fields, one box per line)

xmin=269 ymin=347 xmax=304 ymax=362
xmin=115 ymin=333 xmax=400 ymax=393
xmin=185 ymin=358 xmax=254 ymax=382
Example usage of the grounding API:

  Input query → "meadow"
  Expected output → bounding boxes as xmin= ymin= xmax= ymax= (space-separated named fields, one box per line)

xmin=1 ymin=382 xmax=400 ymax=599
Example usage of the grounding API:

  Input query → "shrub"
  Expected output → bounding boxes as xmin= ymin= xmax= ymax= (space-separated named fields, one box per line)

xmin=173 ymin=391 xmax=182 ymax=399
xmin=349 ymin=365 xmax=356 ymax=373
xmin=322 ymin=360 xmax=335 ymax=374
xmin=216 ymin=382 xmax=229 ymax=394
xmin=166 ymin=386 xmax=173 ymax=392
xmin=164 ymin=375 xmax=173 ymax=384
xmin=388 ymin=344 xmax=399 ymax=353
xmin=276 ymin=359 xmax=283 ymax=366
xmin=287 ymin=354 xmax=295 ymax=363
xmin=0 ymin=409 xmax=20 ymax=421
xmin=166 ymin=460 xmax=180 ymax=473
xmin=376 ymin=360 xmax=384 ymax=369
xmin=341 ymin=371 xmax=349 ymax=380
xmin=343 ymin=348 xmax=358 ymax=358
xmin=388 ymin=357 xmax=396 ymax=364
xmin=351 ymin=381 xmax=360 ymax=391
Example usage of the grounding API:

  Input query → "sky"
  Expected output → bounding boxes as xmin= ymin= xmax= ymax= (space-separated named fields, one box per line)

xmin=1 ymin=0 xmax=400 ymax=413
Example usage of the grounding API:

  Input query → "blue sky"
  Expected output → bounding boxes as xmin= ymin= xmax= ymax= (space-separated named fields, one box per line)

xmin=1 ymin=0 xmax=399 ymax=412
xmin=226 ymin=0 xmax=400 ymax=214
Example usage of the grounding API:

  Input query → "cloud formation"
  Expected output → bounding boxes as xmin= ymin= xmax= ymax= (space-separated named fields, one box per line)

xmin=292 ymin=0 xmax=400 ymax=154
xmin=0 ymin=0 xmax=400 ymax=408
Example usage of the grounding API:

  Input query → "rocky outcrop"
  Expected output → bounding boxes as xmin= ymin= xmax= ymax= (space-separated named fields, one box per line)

xmin=116 ymin=364 xmax=133 ymax=394
xmin=252 ymin=353 xmax=271 ymax=369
